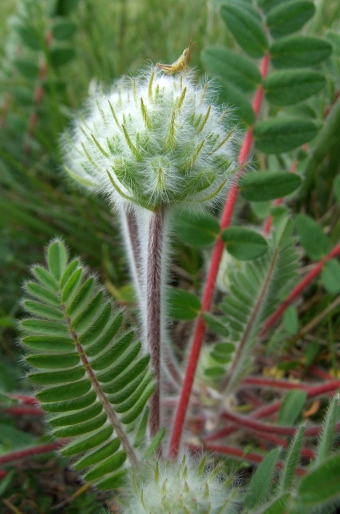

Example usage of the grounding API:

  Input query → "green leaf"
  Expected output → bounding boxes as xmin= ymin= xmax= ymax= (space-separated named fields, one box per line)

xmin=49 ymin=403 xmax=102 ymax=427
xmin=14 ymin=58 xmax=40 ymax=80
xmin=36 ymin=380 xmax=91 ymax=402
xmin=23 ymin=300 xmax=64 ymax=321
xmin=12 ymin=86 xmax=34 ymax=106
xmin=214 ymin=342 xmax=235 ymax=354
xmin=240 ymin=171 xmax=301 ymax=201
xmin=22 ymin=335 xmax=74 ymax=352
xmin=54 ymin=0 xmax=81 ymax=15
xmin=25 ymin=282 xmax=60 ymax=307
xmin=222 ymin=227 xmax=268 ymax=260
xmin=295 ymin=214 xmax=331 ymax=260
xmin=220 ymin=3 xmax=268 ymax=58
xmin=216 ymin=80 xmax=255 ymax=126
xmin=254 ymin=118 xmax=318 ymax=154
xmin=71 ymin=291 xmax=104 ymax=332
xmin=259 ymin=493 xmax=291 ymax=514
xmin=21 ymin=319 xmax=69 ymax=337
xmin=62 ymin=268 xmax=83 ymax=303
xmin=202 ymin=313 xmax=229 ymax=337
xmin=266 ymin=1 xmax=315 ymax=39
xmin=48 ymin=241 xmax=67 ymax=280
xmin=26 ymin=353 xmax=80 ymax=369
xmin=61 ymin=425 xmax=113 ymax=456
xmin=278 ymin=425 xmax=305 ymax=493
xmin=201 ymin=46 xmax=261 ymax=93
xmin=295 ymin=455 xmax=340 ymax=507
xmin=54 ymin=412 xmax=107 ymax=438
xmin=334 ymin=175 xmax=340 ymax=206
xmin=29 ymin=367 xmax=85 ymax=385
xmin=326 ymin=30 xmax=340 ymax=57
xmin=173 ymin=209 xmax=219 ymax=247
xmin=33 ymin=266 xmax=59 ymax=292
xmin=16 ymin=26 xmax=42 ymax=51
xmin=321 ymin=260 xmax=340 ymax=295
xmin=167 ymin=288 xmax=201 ymax=320
xmin=50 ymin=47 xmax=76 ymax=66
xmin=43 ymin=391 xmax=97 ymax=413
xmin=96 ymin=469 xmax=126 ymax=491
xmin=21 ymin=239 xmax=153 ymax=491
xmin=67 ymin=278 xmax=95 ymax=317
xmin=244 ymin=448 xmax=280 ymax=508
xmin=73 ymin=438 xmax=120 ymax=470
xmin=282 ymin=305 xmax=299 ymax=336
xmin=278 ymin=390 xmax=306 ymax=426
xmin=52 ymin=19 xmax=77 ymax=40
xmin=270 ymin=35 xmax=332 ymax=69
xmin=204 ymin=366 xmax=225 ymax=378
xmin=257 ymin=0 xmax=285 ymax=13
xmin=264 ymin=70 xmax=326 ymax=106
xmin=144 ymin=428 xmax=166 ymax=458
xmin=314 ymin=394 xmax=340 ymax=466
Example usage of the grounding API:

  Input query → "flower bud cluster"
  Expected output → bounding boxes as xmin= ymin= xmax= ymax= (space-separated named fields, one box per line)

xmin=62 ymin=68 xmax=238 ymax=211
xmin=119 ymin=454 xmax=239 ymax=513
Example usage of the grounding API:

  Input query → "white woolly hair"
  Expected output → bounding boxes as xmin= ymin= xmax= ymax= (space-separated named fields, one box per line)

xmin=119 ymin=451 xmax=240 ymax=513
xmin=61 ymin=66 xmax=240 ymax=212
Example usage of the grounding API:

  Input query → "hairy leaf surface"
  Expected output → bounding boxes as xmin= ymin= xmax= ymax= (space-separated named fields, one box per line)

xmin=21 ymin=240 xmax=154 ymax=490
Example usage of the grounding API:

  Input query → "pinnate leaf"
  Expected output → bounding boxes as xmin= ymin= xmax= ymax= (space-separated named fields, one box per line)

xmin=21 ymin=239 xmax=154 ymax=490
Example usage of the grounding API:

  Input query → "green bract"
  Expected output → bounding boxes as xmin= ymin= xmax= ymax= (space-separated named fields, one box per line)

xmin=62 ymin=68 xmax=238 ymax=211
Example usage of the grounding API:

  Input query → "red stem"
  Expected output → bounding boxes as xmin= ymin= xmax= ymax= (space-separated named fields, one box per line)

xmin=0 ymin=442 xmax=66 ymax=466
xmin=248 ymin=430 xmax=314 ymax=459
xmin=8 ymin=394 xmax=38 ymax=405
xmin=168 ymin=53 xmax=270 ymax=458
xmin=206 ymin=380 xmax=340 ymax=443
xmin=1 ymin=406 xmax=43 ymax=416
xmin=188 ymin=443 xmax=305 ymax=475
xmin=221 ymin=409 xmax=340 ymax=437
xmin=261 ymin=242 xmax=340 ymax=335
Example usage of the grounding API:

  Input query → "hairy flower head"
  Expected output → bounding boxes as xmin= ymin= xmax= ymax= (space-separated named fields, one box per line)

xmin=119 ymin=454 xmax=239 ymax=513
xmin=62 ymin=68 xmax=239 ymax=211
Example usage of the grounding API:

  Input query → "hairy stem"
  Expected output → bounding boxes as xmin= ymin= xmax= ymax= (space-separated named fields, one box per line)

xmin=0 ymin=442 xmax=66 ymax=466
xmin=168 ymin=53 xmax=270 ymax=458
xmin=122 ymin=208 xmax=181 ymax=389
xmin=146 ymin=208 xmax=165 ymax=439
xmin=120 ymin=207 xmax=143 ymax=299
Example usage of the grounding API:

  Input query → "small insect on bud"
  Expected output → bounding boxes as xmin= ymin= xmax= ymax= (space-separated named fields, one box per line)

xmin=156 ymin=41 xmax=195 ymax=75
